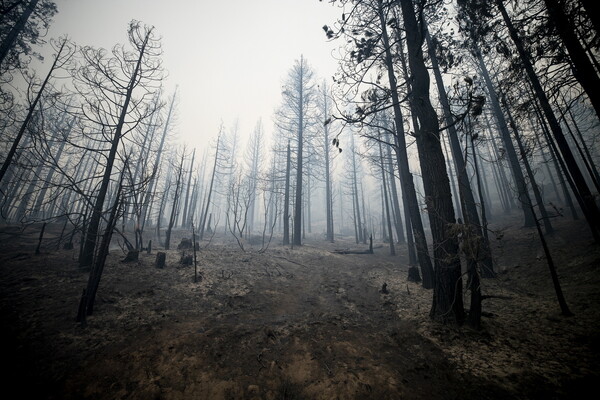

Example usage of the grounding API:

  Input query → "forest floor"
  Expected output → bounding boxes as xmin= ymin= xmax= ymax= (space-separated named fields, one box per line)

xmin=0 ymin=213 xmax=599 ymax=400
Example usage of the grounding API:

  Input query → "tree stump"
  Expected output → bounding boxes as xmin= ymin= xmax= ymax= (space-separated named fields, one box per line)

xmin=147 ymin=240 xmax=152 ymax=254
xmin=180 ymin=253 xmax=193 ymax=265
xmin=407 ymin=266 xmax=422 ymax=283
xmin=122 ymin=250 xmax=139 ymax=262
xmin=177 ymin=238 xmax=192 ymax=250
xmin=381 ymin=283 xmax=389 ymax=294
xmin=156 ymin=252 xmax=166 ymax=269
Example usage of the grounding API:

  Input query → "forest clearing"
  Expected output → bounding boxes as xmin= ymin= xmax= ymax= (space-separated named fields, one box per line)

xmin=2 ymin=1 xmax=600 ymax=399
xmin=1 ymin=213 xmax=598 ymax=400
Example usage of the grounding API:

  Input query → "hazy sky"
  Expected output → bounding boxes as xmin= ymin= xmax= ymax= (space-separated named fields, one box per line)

xmin=46 ymin=0 xmax=343 ymax=150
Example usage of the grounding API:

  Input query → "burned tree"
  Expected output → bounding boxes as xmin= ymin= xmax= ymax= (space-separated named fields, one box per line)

xmin=74 ymin=21 xmax=163 ymax=268
xmin=275 ymin=55 xmax=318 ymax=246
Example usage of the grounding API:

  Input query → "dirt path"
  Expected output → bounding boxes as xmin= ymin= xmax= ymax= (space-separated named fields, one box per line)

xmin=53 ymin=246 xmax=510 ymax=400
xmin=1 ymin=219 xmax=598 ymax=399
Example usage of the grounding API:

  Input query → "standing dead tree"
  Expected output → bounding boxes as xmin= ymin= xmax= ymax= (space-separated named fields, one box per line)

xmin=0 ymin=37 xmax=73 ymax=188
xmin=74 ymin=21 xmax=163 ymax=268
xmin=275 ymin=55 xmax=318 ymax=247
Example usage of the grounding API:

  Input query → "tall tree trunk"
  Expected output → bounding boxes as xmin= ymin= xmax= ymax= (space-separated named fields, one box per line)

xmin=0 ymin=38 xmax=67 ymax=187
xmin=502 ymin=94 xmax=554 ymax=234
xmin=293 ymin=56 xmax=305 ymax=246
xmin=385 ymin=137 xmax=405 ymax=244
xmin=399 ymin=0 xmax=464 ymax=321
xmin=531 ymin=94 xmax=579 ymax=220
xmin=379 ymin=0 xmax=434 ymax=287
xmin=483 ymin=112 xmax=517 ymax=211
xmin=0 ymin=0 xmax=39 ymax=66
xmin=543 ymin=0 xmax=600 ymax=118
xmin=141 ymin=89 xmax=176 ymax=231
xmin=565 ymin=103 xmax=600 ymax=189
xmin=560 ymin=108 xmax=600 ymax=193
xmin=283 ymin=141 xmax=291 ymax=245
xmin=199 ymin=134 xmax=221 ymax=240
xmin=180 ymin=148 xmax=195 ymax=228
xmin=379 ymin=138 xmax=396 ymax=255
xmin=426 ymin=27 xmax=494 ymax=277
xmin=80 ymin=31 xmax=152 ymax=267
xmin=32 ymin=118 xmax=72 ymax=217
xmin=165 ymin=152 xmax=185 ymax=250
xmin=475 ymin=48 xmax=536 ymax=227
xmin=77 ymin=172 xmax=124 ymax=323
xmin=496 ymin=0 xmax=600 ymax=242
xmin=324 ymin=86 xmax=334 ymax=242
xmin=350 ymin=138 xmax=364 ymax=244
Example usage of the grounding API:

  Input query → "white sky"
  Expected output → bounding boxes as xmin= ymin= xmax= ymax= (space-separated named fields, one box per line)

xmin=45 ymin=0 xmax=343 ymax=150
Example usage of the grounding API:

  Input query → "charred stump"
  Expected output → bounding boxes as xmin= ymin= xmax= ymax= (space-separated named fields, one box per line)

xmin=122 ymin=250 xmax=139 ymax=262
xmin=407 ymin=266 xmax=422 ymax=283
xmin=156 ymin=252 xmax=166 ymax=269
xmin=177 ymin=238 xmax=192 ymax=250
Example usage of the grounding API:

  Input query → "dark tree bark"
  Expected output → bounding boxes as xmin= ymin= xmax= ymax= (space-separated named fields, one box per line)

xmin=80 ymin=25 xmax=158 ymax=267
xmin=495 ymin=0 xmax=600 ymax=242
xmin=140 ymin=88 xmax=176 ymax=231
xmin=283 ymin=141 xmax=291 ymax=245
xmin=0 ymin=38 xmax=68 ymax=187
xmin=378 ymin=137 xmax=396 ymax=255
xmin=350 ymin=137 xmax=364 ymax=244
xmin=475 ymin=48 xmax=536 ymax=227
xmin=385 ymin=139 xmax=405 ymax=244
xmin=378 ymin=0 xmax=434 ymax=287
xmin=543 ymin=0 xmax=600 ymax=118
xmin=77 ymin=173 xmax=123 ymax=322
xmin=399 ymin=0 xmax=464 ymax=322
xmin=323 ymin=83 xmax=334 ymax=242
xmin=425 ymin=27 xmax=494 ymax=278
xmin=199 ymin=133 xmax=221 ymax=240
xmin=293 ymin=57 xmax=305 ymax=247
xmin=0 ymin=0 xmax=39 ymax=66
xmin=501 ymin=94 xmax=554 ymax=234
xmin=180 ymin=148 xmax=195 ymax=228
xmin=165 ymin=150 xmax=186 ymax=250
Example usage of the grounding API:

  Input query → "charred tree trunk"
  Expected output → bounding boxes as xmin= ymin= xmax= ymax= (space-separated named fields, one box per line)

xmin=426 ymin=27 xmax=494 ymax=277
xmin=400 ymin=0 xmax=464 ymax=322
xmin=0 ymin=0 xmax=39 ymax=66
xmin=165 ymin=151 xmax=185 ymax=250
xmin=80 ymin=30 xmax=153 ymax=268
xmin=283 ymin=141 xmax=292 ymax=246
xmin=199 ymin=134 xmax=221 ymax=241
xmin=543 ymin=0 xmax=600 ymax=118
xmin=385 ymin=137 xmax=405 ymax=244
xmin=77 ymin=174 xmax=123 ymax=322
xmin=495 ymin=0 xmax=600 ymax=242
xmin=293 ymin=56 xmax=305 ymax=247
xmin=323 ymin=83 xmax=334 ymax=242
xmin=0 ymin=38 xmax=68 ymax=187
xmin=502 ymin=94 xmax=554 ymax=234
xmin=379 ymin=138 xmax=396 ymax=256
xmin=475 ymin=48 xmax=536 ymax=228
xmin=180 ymin=148 xmax=195 ymax=228
xmin=380 ymin=3 xmax=434 ymax=287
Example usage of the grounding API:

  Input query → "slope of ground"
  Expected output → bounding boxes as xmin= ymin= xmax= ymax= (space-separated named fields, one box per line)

xmin=0 ymin=214 xmax=598 ymax=399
